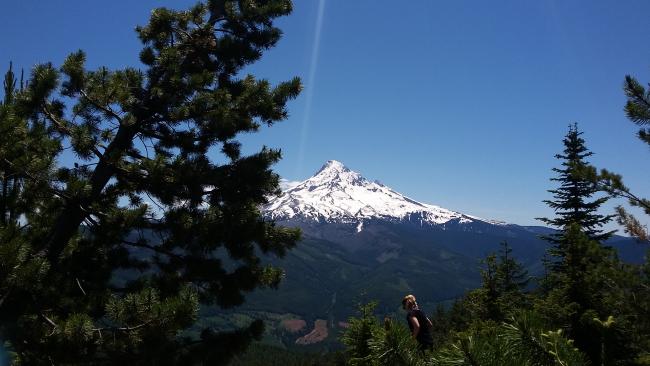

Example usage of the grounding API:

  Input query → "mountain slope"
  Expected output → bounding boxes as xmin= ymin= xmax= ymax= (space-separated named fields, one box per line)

xmin=264 ymin=160 xmax=551 ymax=262
xmin=265 ymin=160 xmax=487 ymax=225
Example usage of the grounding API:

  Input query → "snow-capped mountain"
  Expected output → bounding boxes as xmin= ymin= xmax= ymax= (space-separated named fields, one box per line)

xmin=265 ymin=160 xmax=490 ymax=225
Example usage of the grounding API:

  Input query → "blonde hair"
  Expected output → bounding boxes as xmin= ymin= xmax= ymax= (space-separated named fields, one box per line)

xmin=402 ymin=294 xmax=416 ymax=309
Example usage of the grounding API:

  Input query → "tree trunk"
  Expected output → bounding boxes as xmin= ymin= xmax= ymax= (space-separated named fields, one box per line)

xmin=45 ymin=125 xmax=137 ymax=264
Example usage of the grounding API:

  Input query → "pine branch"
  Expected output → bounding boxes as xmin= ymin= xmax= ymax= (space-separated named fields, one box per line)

xmin=42 ymin=104 xmax=104 ymax=159
xmin=121 ymin=239 xmax=183 ymax=259
xmin=93 ymin=320 xmax=153 ymax=333
xmin=79 ymin=89 xmax=125 ymax=125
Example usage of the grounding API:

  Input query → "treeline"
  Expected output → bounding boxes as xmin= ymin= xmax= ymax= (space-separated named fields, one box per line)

xmin=339 ymin=85 xmax=650 ymax=364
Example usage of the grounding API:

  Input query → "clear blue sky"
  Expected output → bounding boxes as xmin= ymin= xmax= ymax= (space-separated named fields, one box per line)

xmin=2 ymin=1 xmax=650 ymax=229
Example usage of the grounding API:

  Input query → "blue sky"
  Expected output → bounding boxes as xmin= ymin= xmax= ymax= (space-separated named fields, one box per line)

xmin=2 ymin=0 xmax=650 ymax=229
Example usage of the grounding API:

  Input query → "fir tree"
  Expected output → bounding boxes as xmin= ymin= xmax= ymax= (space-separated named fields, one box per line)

xmin=0 ymin=1 xmax=301 ymax=364
xmin=590 ymin=70 xmax=650 ymax=364
xmin=535 ymin=126 xmax=644 ymax=364
xmin=534 ymin=224 xmax=634 ymax=366
xmin=495 ymin=241 xmax=530 ymax=314
xmin=476 ymin=253 xmax=501 ymax=321
xmin=538 ymin=123 xmax=615 ymax=243
xmin=464 ymin=242 xmax=529 ymax=322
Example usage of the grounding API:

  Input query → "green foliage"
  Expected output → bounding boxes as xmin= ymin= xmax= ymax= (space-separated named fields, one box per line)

xmin=535 ymin=223 xmax=635 ymax=365
xmin=343 ymin=305 xmax=587 ymax=366
xmin=428 ymin=304 xmax=455 ymax=349
xmin=538 ymin=123 xmax=615 ymax=243
xmin=535 ymin=123 xmax=647 ymax=364
xmin=585 ymin=71 xmax=650 ymax=364
xmin=429 ymin=312 xmax=587 ymax=366
xmin=367 ymin=319 xmax=424 ymax=366
xmin=592 ymin=74 xmax=650 ymax=241
xmin=341 ymin=304 xmax=426 ymax=366
xmin=0 ymin=1 xmax=301 ymax=364
xmin=341 ymin=302 xmax=382 ymax=365
xmin=462 ymin=241 xmax=530 ymax=323
xmin=632 ymin=250 xmax=650 ymax=362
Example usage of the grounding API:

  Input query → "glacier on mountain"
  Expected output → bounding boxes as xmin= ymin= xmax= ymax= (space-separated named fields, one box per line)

xmin=264 ymin=160 xmax=492 ymax=226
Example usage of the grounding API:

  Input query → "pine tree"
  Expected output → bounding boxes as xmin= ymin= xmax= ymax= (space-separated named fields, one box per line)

xmin=538 ymin=123 xmax=615 ymax=243
xmin=0 ymin=61 xmax=62 ymax=339
xmin=594 ymin=75 xmax=650 ymax=241
xmin=345 ymin=308 xmax=588 ymax=366
xmin=367 ymin=318 xmax=424 ymax=366
xmin=0 ymin=1 xmax=301 ymax=364
xmin=341 ymin=302 xmax=381 ymax=366
xmin=429 ymin=311 xmax=588 ymax=366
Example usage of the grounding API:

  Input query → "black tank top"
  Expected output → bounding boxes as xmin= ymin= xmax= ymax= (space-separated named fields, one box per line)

xmin=406 ymin=308 xmax=433 ymax=345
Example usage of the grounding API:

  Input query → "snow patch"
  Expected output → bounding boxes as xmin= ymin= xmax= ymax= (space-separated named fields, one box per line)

xmin=264 ymin=160 xmax=497 ymax=226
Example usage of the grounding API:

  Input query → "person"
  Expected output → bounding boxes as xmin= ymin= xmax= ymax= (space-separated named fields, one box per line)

xmin=402 ymin=294 xmax=433 ymax=352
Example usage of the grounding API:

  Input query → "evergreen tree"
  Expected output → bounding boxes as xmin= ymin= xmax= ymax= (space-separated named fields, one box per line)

xmin=341 ymin=302 xmax=381 ymax=366
xmin=496 ymin=241 xmax=530 ymax=294
xmin=0 ymin=1 xmax=301 ymax=364
xmin=367 ymin=318 xmax=424 ymax=366
xmin=535 ymin=224 xmax=635 ymax=365
xmin=0 ymin=63 xmax=63 ymax=358
xmin=535 ymin=126 xmax=642 ymax=364
xmin=343 ymin=306 xmax=588 ymax=366
xmin=595 ymin=75 xmax=650 ymax=241
xmin=428 ymin=304 xmax=454 ymax=349
xmin=590 ymin=71 xmax=650 ymax=364
xmin=630 ymin=257 xmax=650 ymax=363
xmin=494 ymin=241 xmax=530 ymax=318
xmin=464 ymin=242 xmax=530 ymax=322
xmin=477 ymin=252 xmax=501 ymax=321
xmin=538 ymin=123 xmax=615 ymax=243
xmin=429 ymin=312 xmax=588 ymax=366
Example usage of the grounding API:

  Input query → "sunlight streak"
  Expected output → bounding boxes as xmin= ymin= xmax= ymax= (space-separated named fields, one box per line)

xmin=295 ymin=0 xmax=326 ymax=178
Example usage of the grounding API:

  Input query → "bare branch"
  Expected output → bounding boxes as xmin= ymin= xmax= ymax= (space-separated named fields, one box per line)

xmin=40 ymin=313 xmax=58 ymax=337
xmin=76 ymin=278 xmax=87 ymax=296
xmin=121 ymin=239 xmax=182 ymax=260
